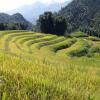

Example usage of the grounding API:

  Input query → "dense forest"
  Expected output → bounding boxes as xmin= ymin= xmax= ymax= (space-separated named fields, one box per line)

xmin=37 ymin=12 xmax=67 ymax=35
xmin=59 ymin=0 xmax=100 ymax=37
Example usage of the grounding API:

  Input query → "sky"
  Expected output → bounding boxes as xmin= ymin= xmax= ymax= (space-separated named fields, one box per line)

xmin=0 ymin=0 xmax=70 ymax=12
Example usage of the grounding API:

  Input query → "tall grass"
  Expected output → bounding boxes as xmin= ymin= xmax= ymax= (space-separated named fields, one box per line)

xmin=0 ymin=30 xmax=100 ymax=100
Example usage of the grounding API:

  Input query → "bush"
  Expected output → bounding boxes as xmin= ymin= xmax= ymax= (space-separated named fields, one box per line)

xmin=69 ymin=47 xmax=89 ymax=57
xmin=38 ymin=12 xmax=67 ymax=35
xmin=90 ymin=47 xmax=100 ymax=53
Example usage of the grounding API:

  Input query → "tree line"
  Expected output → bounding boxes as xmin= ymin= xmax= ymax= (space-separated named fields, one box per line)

xmin=36 ymin=12 xmax=67 ymax=36
xmin=34 ymin=11 xmax=100 ymax=38
xmin=0 ymin=22 xmax=29 ymax=30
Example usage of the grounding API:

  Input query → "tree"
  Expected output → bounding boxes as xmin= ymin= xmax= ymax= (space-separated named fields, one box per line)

xmin=54 ymin=15 xmax=67 ymax=35
xmin=39 ymin=12 xmax=54 ymax=33
xmin=0 ymin=23 xmax=6 ymax=30
xmin=38 ymin=12 xmax=67 ymax=35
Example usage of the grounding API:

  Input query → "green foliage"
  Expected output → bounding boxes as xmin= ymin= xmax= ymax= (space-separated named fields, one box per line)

xmin=38 ymin=12 xmax=67 ymax=35
xmin=39 ymin=12 xmax=54 ymax=33
xmin=69 ymin=47 xmax=89 ymax=57
xmin=85 ymin=36 xmax=100 ymax=41
xmin=70 ymin=31 xmax=88 ymax=38
xmin=90 ymin=47 xmax=100 ymax=53
xmin=60 ymin=0 xmax=100 ymax=37
xmin=54 ymin=15 xmax=67 ymax=35
xmin=68 ymin=40 xmax=92 ymax=57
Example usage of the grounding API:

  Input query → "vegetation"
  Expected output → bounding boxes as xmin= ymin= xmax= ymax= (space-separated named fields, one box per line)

xmin=68 ymin=39 xmax=91 ymax=57
xmin=60 ymin=0 xmax=100 ymax=37
xmin=0 ymin=0 xmax=99 ymax=99
xmin=37 ymin=12 xmax=67 ymax=35
xmin=0 ymin=13 xmax=32 ymax=30
xmin=0 ymin=30 xmax=100 ymax=99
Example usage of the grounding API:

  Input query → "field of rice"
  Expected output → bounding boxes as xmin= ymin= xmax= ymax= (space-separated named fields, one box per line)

xmin=0 ymin=30 xmax=100 ymax=100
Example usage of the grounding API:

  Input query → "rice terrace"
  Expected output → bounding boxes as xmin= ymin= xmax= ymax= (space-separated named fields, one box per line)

xmin=0 ymin=0 xmax=100 ymax=99
xmin=0 ymin=30 xmax=100 ymax=99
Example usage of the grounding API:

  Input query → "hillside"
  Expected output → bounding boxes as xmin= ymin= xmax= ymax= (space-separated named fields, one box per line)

xmin=60 ymin=0 xmax=100 ymax=37
xmin=0 ymin=30 xmax=100 ymax=99
xmin=0 ymin=13 xmax=32 ymax=30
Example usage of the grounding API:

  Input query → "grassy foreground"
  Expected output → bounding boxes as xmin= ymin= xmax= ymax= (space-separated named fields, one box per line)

xmin=0 ymin=30 xmax=100 ymax=100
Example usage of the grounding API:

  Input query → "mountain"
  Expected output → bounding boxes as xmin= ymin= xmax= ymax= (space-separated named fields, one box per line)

xmin=0 ymin=13 xmax=30 ymax=23
xmin=60 ymin=0 xmax=100 ymax=37
xmin=7 ymin=1 xmax=71 ymax=24
xmin=0 ymin=13 xmax=32 ymax=30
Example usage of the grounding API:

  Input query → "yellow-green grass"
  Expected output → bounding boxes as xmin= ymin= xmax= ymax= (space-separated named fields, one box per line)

xmin=0 ymin=31 xmax=33 ymax=50
xmin=67 ymin=39 xmax=92 ymax=56
xmin=85 ymin=36 xmax=100 ymax=41
xmin=0 ymin=30 xmax=100 ymax=100
xmin=69 ymin=31 xmax=88 ymax=38
xmin=57 ymin=39 xmax=92 ymax=57
xmin=40 ymin=38 xmax=76 ymax=53
xmin=30 ymin=36 xmax=65 ymax=50
xmin=0 ymin=50 xmax=100 ymax=100
xmin=24 ymin=35 xmax=58 ymax=53
xmin=0 ymin=30 xmax=28 ymax=38
xmin=8 ymin=33 xmax=46 ymax=53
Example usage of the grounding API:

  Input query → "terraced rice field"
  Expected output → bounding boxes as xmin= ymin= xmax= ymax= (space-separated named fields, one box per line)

xmin=0 ymin=30 xmax=100 ymax=100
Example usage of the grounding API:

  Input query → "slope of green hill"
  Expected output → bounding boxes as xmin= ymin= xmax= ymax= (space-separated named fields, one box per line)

xmin=0 ymin=30 xmax=100 ymax=100
xmin=60 ymin=0 xmax=100 ymax=37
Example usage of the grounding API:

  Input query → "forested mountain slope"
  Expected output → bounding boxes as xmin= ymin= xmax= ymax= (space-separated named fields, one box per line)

xmin=0 ymin=13 xmax=32 ymax=30
xmin=60 ymin=0 xmax=100 ymax=37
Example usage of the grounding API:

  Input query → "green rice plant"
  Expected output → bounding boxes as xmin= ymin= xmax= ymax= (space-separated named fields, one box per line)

xmin=42 ymin=38 xmax=76 ymax=53
xmin=68 ymin=39 xmax=92 ymax=57
xmin=0 ymin=51 xmax=100 ymax=100
xmin=85 ymin=36 xmax=100 ymax=41
xmin=70 ymin=31 xmax=88 ymax=38
xmin=0 ymin=30 xmax=99 ymax=100
xmin=25 ymin=35 xmax=58 ymax=49
xmin=32 ymin=36 xmax=66 ymax=50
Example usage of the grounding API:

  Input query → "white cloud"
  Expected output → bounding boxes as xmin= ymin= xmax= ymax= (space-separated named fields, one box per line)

xmin=0 ymin=0 xmax=35 ymax=11
xmin=0 ymin=0 xmax=70 ymax=12
xmin=37 ymin=0 xmax=67 ymax=4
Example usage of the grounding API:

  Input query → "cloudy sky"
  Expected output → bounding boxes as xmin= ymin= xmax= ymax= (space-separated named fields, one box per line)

xmin=0 ymin=0 xmax=70 ymax=12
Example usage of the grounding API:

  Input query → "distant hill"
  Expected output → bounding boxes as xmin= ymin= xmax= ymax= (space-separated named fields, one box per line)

xmin=7 ymin=1 xmax=71 ymax=24
xmin=60 ymin=0 xmax=100 ymax=37
xmin=0 ymin=13 xmax=32 ymax=30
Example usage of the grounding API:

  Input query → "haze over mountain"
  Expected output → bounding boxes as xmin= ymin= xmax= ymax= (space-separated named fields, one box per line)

xmin=7 ymin=1 xmax=72 ymax=24
xmin=0 ymin=13 xmax=32 ymax=30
